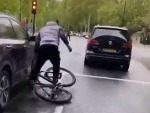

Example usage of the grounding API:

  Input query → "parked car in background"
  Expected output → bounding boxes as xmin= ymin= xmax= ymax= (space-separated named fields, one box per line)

xmin=0 ymin=13 xmax=35 ymax=108
xmin=84 ymin=25 xmax=132 ymax=71
xmin=85 ymin=35 xmax=89 ymax=39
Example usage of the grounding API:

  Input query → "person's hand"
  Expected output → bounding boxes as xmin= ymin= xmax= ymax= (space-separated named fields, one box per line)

xmin=67 ymin=45 xmax=72 ymax=52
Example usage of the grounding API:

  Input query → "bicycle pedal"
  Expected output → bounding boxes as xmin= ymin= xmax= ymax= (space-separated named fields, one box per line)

xmin=50 ymin=93 xmax=57 ymax=99
xmin=59 ymin=86 xmax=63 ymax=89
xmin=58 ymin=73 xmax=62 ymax=79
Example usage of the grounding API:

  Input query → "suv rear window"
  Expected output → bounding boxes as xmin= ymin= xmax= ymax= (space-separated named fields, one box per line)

xmin=92 ymin=28 xmax=130 ymax=41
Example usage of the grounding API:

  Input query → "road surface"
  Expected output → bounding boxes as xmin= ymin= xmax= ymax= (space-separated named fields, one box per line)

xmin=4 ymin=36 xmax=150 ymax=113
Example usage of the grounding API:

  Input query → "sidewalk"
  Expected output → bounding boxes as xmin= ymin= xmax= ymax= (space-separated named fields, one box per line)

xmin=145 ymin=45 xmax=150 ymax=48
xmin=133 ymin=43 xmax=150 ymax=48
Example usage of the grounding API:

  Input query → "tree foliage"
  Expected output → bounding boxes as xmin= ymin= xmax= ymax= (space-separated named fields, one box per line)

xmin=0 ymin=0 xmax=150 ymax=32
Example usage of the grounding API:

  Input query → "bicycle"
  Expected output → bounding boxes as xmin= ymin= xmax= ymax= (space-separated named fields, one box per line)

xmin=34 ymin=67 xmax=76 ymax=104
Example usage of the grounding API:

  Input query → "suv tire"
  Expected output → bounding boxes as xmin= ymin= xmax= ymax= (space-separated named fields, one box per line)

xmin=84 ymin=58 xmax=91 ymax=66
xmin=0 ymin=70 xmax=11 ymax=108
xmin=123 ymin=62 xmax=130 ymax=71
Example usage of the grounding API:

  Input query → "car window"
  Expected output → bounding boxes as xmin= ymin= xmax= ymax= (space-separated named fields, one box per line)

xmin=92 ymin=28 xmax=130 ymax=41
xmin=0 ymin=18 xmax=15 ymax=38
xmin=10 ymin=19 xmax=27 ymax=40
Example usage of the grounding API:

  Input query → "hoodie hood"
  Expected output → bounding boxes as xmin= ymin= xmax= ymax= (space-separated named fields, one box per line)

xmin=46 ymin=21 xmax=57 ymax=26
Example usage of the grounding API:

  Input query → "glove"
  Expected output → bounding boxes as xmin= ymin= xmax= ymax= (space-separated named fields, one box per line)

xmin=67 ymin=45 xmax=72 ymax=52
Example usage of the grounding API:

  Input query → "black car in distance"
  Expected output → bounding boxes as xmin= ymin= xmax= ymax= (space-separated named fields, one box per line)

xmin=84 ymin=25 xmax=132 ymax=71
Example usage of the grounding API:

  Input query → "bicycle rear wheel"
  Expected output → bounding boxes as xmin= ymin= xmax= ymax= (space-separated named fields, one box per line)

xmin=43 ymin=67 xmax=76 ymax=87
xmin=34 ymin=84 xmax=72 ymax=104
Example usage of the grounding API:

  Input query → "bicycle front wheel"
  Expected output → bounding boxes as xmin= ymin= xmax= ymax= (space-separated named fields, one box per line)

xmin=34 ymin=84 xmax=72 ymax=104
xmin=45 ymin=67 xmax=76 ymax=87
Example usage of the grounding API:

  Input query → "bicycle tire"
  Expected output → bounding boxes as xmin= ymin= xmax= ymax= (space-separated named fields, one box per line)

xmin=44 ymin=67 xmax=76 ymax=87
xmin=34 ymin=85 xmax=72 ymax=104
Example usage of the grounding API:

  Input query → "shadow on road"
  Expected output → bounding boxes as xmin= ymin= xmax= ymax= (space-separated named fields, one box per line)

xmin=3 ymin=80 xmax=36 ymax=112
xmin=83 ymin=62 xmax=128 ymax=79
xmin=3 ymin=80 xmax=71 ymax=113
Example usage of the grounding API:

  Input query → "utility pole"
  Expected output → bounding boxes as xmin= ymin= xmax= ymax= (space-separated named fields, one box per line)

xmin=33 ymin=14 xmax=36 ymax=35
xmin=19 ymin=0 xmax=22 ymax=22
xmin=68 ymin=24 xmax=70 ymax=30
xmin=122 ymin=0 xmax=126 ymax=26
xmin=87 ymin=14 xmax=91 ymax=35
xmin=32 ymin=0 xmax=37 ymax=35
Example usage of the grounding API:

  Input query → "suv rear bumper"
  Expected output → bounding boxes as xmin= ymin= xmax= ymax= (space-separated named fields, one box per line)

xmin=86 ymin=52 xmax=131 ymax=63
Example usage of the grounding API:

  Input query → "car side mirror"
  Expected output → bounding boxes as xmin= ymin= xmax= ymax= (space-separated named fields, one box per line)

xmin=85 ymin=34 xmax=91 ymax=39
xmin=29 ymin=35 xmax=36 ymax=41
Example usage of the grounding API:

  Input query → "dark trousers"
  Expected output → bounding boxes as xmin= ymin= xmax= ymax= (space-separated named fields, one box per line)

xmin=30 ymin=45 xmax=60 ymax=81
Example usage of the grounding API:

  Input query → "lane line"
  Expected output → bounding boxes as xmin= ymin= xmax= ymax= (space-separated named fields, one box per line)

xmin=75 ymin=73 xmax=150 ymax=86
xmin=53 ymin=106 xmax=64 ymax=113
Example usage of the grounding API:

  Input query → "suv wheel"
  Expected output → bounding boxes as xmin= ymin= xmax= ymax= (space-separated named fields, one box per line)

xmin=0 ymin=70 xmax=11 ymax=108
xmin=123 ymin=62 xmax=130 ymax=71
xmin=84 ymin=58 xmax=91 ymax=66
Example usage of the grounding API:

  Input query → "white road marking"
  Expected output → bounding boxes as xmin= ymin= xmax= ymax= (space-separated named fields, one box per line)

xmin=53 ymin=72 xmax=66 ymax=113
xmin=53 ymin=106 xmax=64 ymax=113
xmin=75 ymin=73 xmax=150 ymax=86
xmin=52 ymin=73 xmax=150 ymax=113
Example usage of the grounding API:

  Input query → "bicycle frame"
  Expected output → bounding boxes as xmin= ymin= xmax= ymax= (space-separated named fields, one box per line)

xmin=37 ymin=71 xmax=63 ymax=87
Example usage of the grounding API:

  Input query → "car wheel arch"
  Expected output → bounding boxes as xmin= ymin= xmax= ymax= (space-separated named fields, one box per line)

xmin=0 ymin=60 xmax=14 ymax=85
xmin=0 ymin=57 xmax=16 ymax=80
xmin=1 ymin=65 xmax=13 ymax=85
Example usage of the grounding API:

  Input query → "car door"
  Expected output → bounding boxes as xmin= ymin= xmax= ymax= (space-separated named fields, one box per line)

xmin=0 ymin=17 xmax=26 ymax=82
xmin=9 ymin=19 xmax=35 ymax=78
xmin=9 ymin=19 xmax=30 ymax=79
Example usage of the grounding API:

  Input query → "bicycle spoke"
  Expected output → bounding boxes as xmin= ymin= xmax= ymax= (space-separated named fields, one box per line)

xmin=44 ymin=67 xmax=76 ymax=87
xmin=36 ymin=81 xmax=52 ymax=97
xmin=41 ymin=87 xmax=51 ymax=97
xmin=3 ymin=91 xmax=8 ymax=102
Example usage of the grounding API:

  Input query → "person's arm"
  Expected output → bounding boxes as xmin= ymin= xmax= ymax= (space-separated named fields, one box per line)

xmin=34 ymin=33 xmax=41 ymax=53
xmin=59 ymin=29 xmax=72 ymax=52
xmin=59 ymin=29 xmax=69 ymax=45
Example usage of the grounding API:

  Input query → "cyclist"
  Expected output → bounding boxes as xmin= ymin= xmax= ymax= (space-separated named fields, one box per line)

xmin=29 ymin=20 xmax=72 ymax=85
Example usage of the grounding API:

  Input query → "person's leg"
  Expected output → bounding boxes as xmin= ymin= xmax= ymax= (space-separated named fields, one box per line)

xmin=49 ymin=46 xmax=60 ymax=84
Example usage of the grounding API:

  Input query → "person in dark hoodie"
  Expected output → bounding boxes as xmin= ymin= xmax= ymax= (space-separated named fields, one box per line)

xmin=29 ymin=20 xmax=72 ymax=85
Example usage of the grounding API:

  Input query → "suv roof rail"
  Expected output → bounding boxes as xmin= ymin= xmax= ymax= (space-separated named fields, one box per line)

xmin=94 ymin=25 xmax=128 ymax=30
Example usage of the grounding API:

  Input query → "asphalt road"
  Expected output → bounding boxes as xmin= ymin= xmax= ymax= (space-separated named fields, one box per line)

xmin=3 ymin=36 xmax=150 ymax=113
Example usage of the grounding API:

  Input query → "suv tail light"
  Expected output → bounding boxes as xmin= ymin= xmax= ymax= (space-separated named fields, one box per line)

xmin=122 ymin=42 xmax=132 ymax=48
xmin=88 ymin=39 xmax=99 ymax=45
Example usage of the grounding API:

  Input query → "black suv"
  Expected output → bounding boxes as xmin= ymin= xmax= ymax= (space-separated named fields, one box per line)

xmin=0 ymin=13 xmax=35 ymax=108
xmin=84 ymin=25 xmax=132 ymax=71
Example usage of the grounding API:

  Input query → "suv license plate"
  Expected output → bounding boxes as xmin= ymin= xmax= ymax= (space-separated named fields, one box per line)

xmin=103 ymin=48 xmax=117 ymax=53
